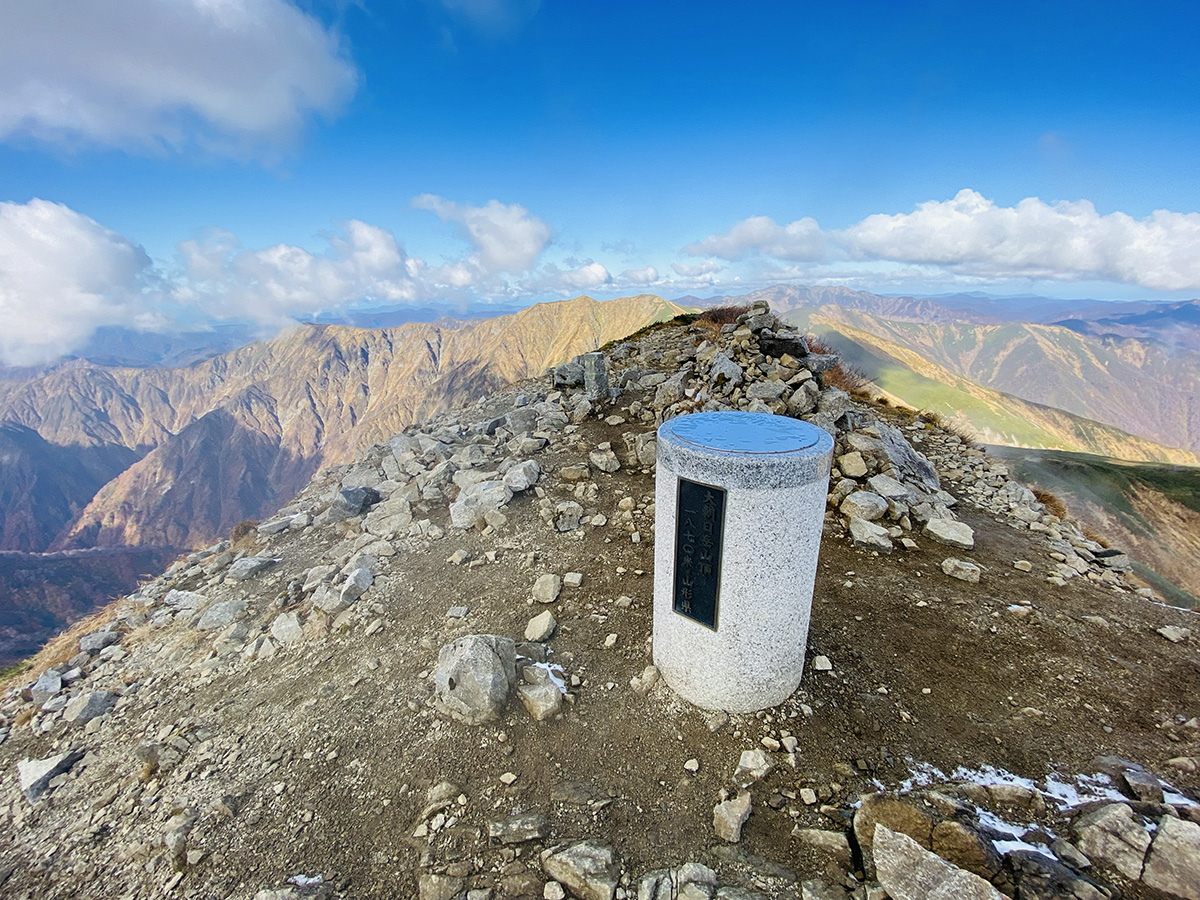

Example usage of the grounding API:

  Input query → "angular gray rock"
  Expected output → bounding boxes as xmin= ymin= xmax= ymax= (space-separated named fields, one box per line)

xmin=589 ymin=446 xmax=621 ymax=473
xmin=554 ymin=501 xmax=584 ymax=531
xmin=841 ymin=491 xmax=888 ymax=521
xmin=63 ymin=690 xmax=118 ymax=725
xmin=713 ymin=791 xmax=752 ymax=842
xmin=270 ymin=612 xmax=304 ymax=646
xmin=488 ymin=812 xmax=549 ymax=844
xmin=525 ymin=610 xmax=557 ymax=642
xmin=1142 ymin=815 xmax=1200 ymax=899
xmin=79 ymin=630 xmax=121 ymax=653
xmin=450 ymin=480 xmax=513 ymax=529
xmin=542 ymin=840 xmax=620 ymax=900
xmin=533 ymin=574 xmax=562 ymax=604
xmin=433 ymin=634 xmax=517 ymax=725
xmin=1073 ymin=803 xmax=1151 ymax=881
xmin=867 ymin=473 xmax=914 ymax=502
xmin=30 ymin=670 xmax=62 ymax=705
xmin=328 ymin=485 xmax=381 ymax=521
xmin=941 ymin=558 xmax=981 ymax=583
xmin=873 ymin=824 xmax=1006 ymax=900
xmin=517 ymin=680 xmax=562 ymax=721
xmin=503 ymin=459 xmax=541 ymax=492
xmin=848 ymin=516 xmax=893 ymax=553
xmin=227 ymin=556 xmax=279 ymax=581
xmin=710 ymin=352 xmax=743 ymax=387
xmin=339 ymin=567 xmax=374 ymax=604
xmin=18 ymin=750 xmax=84 ymax=802
xmin=196 ymin=598 xmax=246 ymax=631
xmin=746 ymin=380 xmax=788 ymax=401
xmin=924 ymin=518 xmax=975 ymax=550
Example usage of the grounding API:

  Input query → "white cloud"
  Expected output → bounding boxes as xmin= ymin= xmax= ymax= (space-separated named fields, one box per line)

xmin=671 ymin=260 xmax=724 ymax=277
xmin=0 ymin=0 xmax=357 ymax=154
xmin=412 ymin=194 xmax=551 ymax=279
xmin=0 ymin=199 xmax=158 ymax=365
xmin=844 ymin=189 xmax=1200 ymax=291
xmin=177 ymin=220 xmax=420 ymax=322
xmin=619 ymin=266 xmax=659 ymax=285
xmin=523 ymin=261 xmax=611 ymax=294
xmin=685 ymin=190 xmax=1200 ymax=292
xmin=684 ymin=215 xmax=826 ymax=262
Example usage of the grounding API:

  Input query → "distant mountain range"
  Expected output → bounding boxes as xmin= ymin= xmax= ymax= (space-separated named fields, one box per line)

xmin=3 ymin=283 xmax=1200 ymax=655
xmin=0 ymin=294 xmax=687 ymax=554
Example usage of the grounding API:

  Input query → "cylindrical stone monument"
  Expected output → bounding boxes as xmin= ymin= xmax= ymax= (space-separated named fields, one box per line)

xmin=653 ymin=411 xmax=833 ymax=711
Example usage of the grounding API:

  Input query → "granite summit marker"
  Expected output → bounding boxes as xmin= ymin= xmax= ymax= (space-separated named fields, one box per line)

xmin=653 ymin=411 xmax=834 ymax=711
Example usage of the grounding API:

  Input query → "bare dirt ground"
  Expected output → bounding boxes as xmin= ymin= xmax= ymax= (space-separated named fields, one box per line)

xmin=0 ymin=321 xmax=1197 ymax=900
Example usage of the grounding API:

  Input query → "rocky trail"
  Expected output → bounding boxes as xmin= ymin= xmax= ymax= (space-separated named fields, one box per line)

xmin=1 ymin=304 xmax=1197 ymax=900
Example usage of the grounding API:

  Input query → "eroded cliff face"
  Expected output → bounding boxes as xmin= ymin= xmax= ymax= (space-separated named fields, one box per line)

xmin=0 ymin=294 xmax=688 ymax=552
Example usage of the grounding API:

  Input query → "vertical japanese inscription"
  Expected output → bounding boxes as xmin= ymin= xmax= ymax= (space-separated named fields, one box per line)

xmin=673 ymin=477 xmax=726 ymax=629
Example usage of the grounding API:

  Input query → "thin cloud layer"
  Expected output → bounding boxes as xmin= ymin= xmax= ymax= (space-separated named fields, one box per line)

xmin=0 ymin=200 xmax=158 ymax=365
xmin=0 ymin=0 xmax=357 ymax=153
xmin=687 ymin=190 xmax=1200 ymax=292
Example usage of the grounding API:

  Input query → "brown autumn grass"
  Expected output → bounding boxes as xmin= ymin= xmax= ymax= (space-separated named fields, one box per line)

xmin=1033 ymin=487 xmax=1069 ymax=520
xmin=0 ymin=601 xmax=124 ymax=693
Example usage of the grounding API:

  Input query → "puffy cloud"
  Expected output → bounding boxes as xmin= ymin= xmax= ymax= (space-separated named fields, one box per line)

xmin=671 ymin=260 xmax=724 ymax=277
xmin=844 ymin=189 xmax=1200 ymax=291
xmin=619 ymin=266 xmax=659 ymax=285
xmin=685 ymin=190 xmax=1200 ymax=292
xmin=684 ymin=215 xmax=826 ymax=262
xmin=0 ymin=0 xmax=357 ymax=153
xmin=523 ymin=261 xmax=611 ymax=294
xmin=412 ymin=194 xmax=551 ymax=277
xmin=177 ymin=220 xmax=420 ymax=322
xmin=0 ymin=199 xmax=158 ymax=365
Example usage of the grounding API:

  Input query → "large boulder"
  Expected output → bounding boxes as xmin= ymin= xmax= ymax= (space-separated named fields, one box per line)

xmin=542 ymin=840 xmax=620 ymax=900
xmin=1073 ymin=803 xmax=1151 ymax=881
xmin=873 ymin=825 xmax=1007 ymax=900
xmin=449 ymin=480 xmax=513 ymax=529
xmin=1142 ymin=815 xmax=1200 ymax=899
xmin=433 ymin=635 xmax=517 ymax=725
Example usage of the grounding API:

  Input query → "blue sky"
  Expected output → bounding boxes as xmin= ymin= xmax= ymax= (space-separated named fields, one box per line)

xmin=1 ymin=0 xmax=1199 ymax=363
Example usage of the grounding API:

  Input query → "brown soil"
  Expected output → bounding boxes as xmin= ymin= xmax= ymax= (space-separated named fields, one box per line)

xmin=0 ymin=329 xmax=1197 ymax=900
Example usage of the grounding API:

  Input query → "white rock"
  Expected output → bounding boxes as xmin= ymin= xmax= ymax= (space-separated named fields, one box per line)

xmin=525 ymin=610 xmax=557 ymax=642
xmin=941 ymin=557 xmax=982 ymax=583
xmin=713 ymin=791 xmax=752 ymax=842
xmin=270 ymin=612 xmax=304 ymax=646
xmin=532 ymin=574 xmax=562 ymax=604
xmin=923 ymin=518 xmax=975 ymax=550
xmin=873 ymin=825 xmax=1006 ymax=900
xmin=841 ymin=491 xmax=888 ymax=521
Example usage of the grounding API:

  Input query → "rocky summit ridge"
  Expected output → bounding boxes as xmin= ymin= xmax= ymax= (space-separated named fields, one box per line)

xmin=1 ymin=303 xmax=1198 ymax=900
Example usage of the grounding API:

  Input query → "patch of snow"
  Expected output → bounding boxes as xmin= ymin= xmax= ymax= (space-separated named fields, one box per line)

xmin=993 ymin=839 xmax=1055 ymax=860
xmin=1042 ymin=772 xmax=1123 ymax=809
xmin=289 ymin=874 xmax=324 ymax=887
xmin=530 ymin=662 xmax=566 ymax=693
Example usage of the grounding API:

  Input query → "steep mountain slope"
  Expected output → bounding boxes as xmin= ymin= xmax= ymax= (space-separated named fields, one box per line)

xmin=0 ymin=295 xmax=689 ymax=552
xmin=0 ymin=424 xmax=140 ymax=551
xmin=788 ymin=306 xmax=1200 ymax=463
xmin=988 ymin=445 xmax=1200 ymax=608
